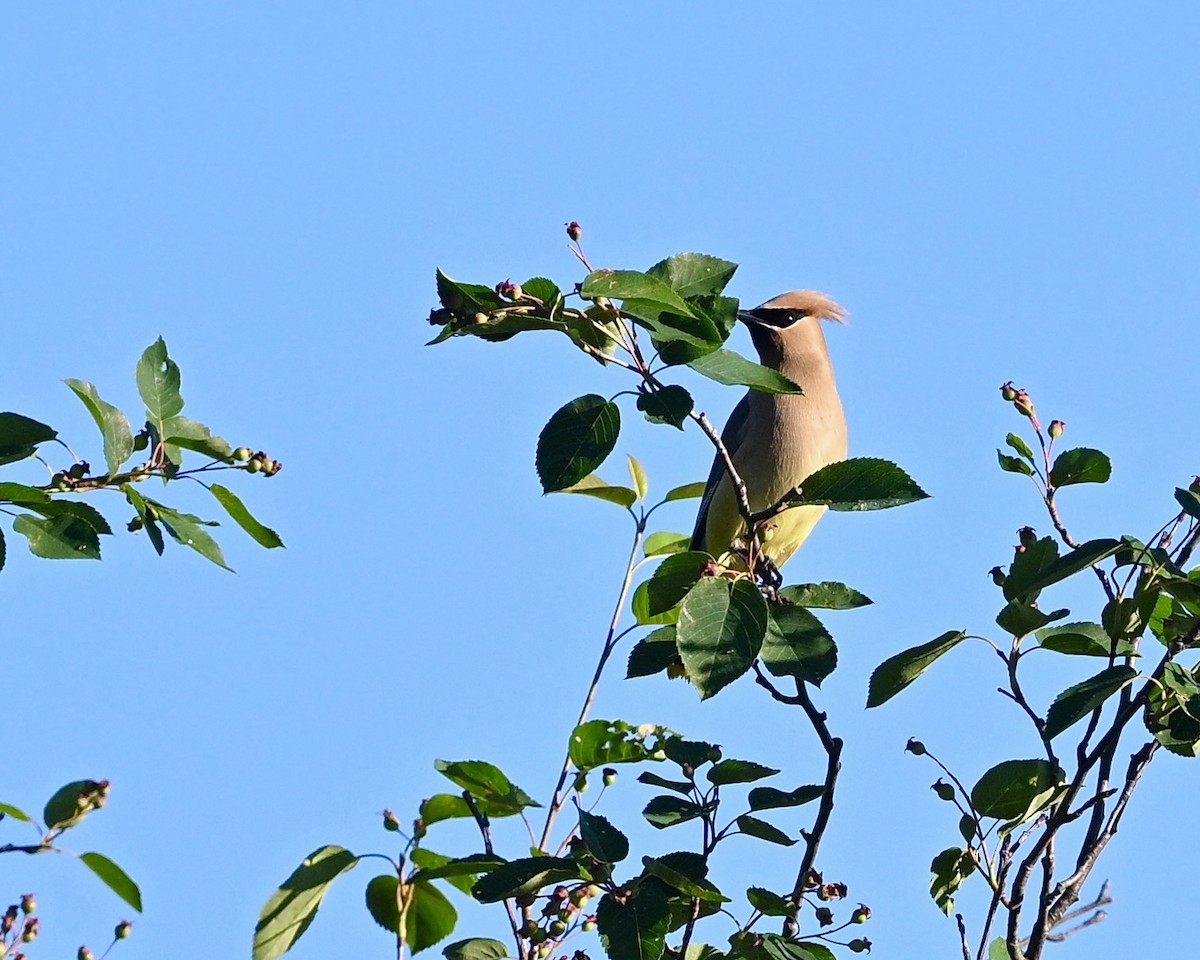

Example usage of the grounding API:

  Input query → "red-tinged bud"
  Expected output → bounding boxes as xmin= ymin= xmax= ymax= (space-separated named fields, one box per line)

xmin=18 ymin=896 xmax=33 ymax=916
xmin=817 ymin=882 xmax=846 ymax=901
xmin=573 ymin=951 xmax=591 ymax=960
xmin=413 ymin=817 xmax=427 ymax=840
xmin=566 ymin=221 xmax=582 ymax=242
xmin=848 ymin=938 xmax=871 ymax=953
xmin=515 ymin=892 xmax=537 ymax=909
xmin=1000 ymin=382 xmax=1018 ymax=401
xmin=569 ymin=885 xmax=590 ymax=906
xmin=21 ymin=918 xmax=38 ymax=942
xmin=495 ymin=280 xmax=522 ymax=301
xmin=1013 ymin=390 xmax=1035 ymax=417
xmin=552 ymin=886 xmax=570 ymax=902
xmin=933 ymin=779 xmax=956 ymax=801
xmin=602 ymin=768 xmax=617 ymax=787
xmin=79 ymin=947 xmax=94 ymax=960
xmin=905 ymin=738 xmax=926 ymax=756
xmin=1190 ymin=476 xmax=1200 ymax=494
xmin=1048 ymin=420 xmax=1065 ymax=439
xmin=815 ymin=906 xmax=833 ymax=926
xmin=519 ymin=919 xmax=540 ymax=938
xmin=581 ymin=917 xmax=597 ymax=932
xmin=852 ymin=903 xmax=871 ymax=923
xmin=382 ymin=809 xmax=400 ymax=832
xmin=1018 ymin=526 xmax=1037 ymax=548
xmin=115 ymin=920 xmax=132 ymax=940
xmin=989 ymin=566 xmax=1007 ymax=586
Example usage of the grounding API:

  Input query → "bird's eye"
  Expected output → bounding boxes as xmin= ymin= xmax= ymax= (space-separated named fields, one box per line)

xmin=753 ymin=308 xmax=803 ymax=328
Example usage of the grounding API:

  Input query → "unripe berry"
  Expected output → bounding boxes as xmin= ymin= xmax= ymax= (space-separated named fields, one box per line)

xmin=382 ymin=809 xmax=400 ymax=832
xmin=565 ymin=221 xmax=582 ymax=242
xmin=247 ymin=458 xmax=263 ymax=473
xmin=0 ymin=941 xmax=7 ymax=958
xmin=602 ymin=768 xmax=617 ymax=787
xmin=471 ymin=312 xmax=489 ymax=325
xmin=19 ymin=896 xmax=33 ymax=915
xmin=537 ymin=944 xmax=552 ymax=959
xmin=428 ymin=308 xmax=453 ymax=326
xmin=585 ymin=885 xmax=601 ymax=898
xmin=1048 ymin=420 xmax=1065 ymax=439
xmin=21 ymin=918 xmax=38 ymax=942
xmin=905 ymin=739 xmax=926 ymax=756
xmin=852 ymin=903 xmax=871 ymax=923
xmin=79 ymin=948 xmax=94 ymax=960
xmin=515 ymin=892 xmax=537 ymax=909
xmin=814 ymin=906 xmax=833 ymax=927
xmin=115 ymin=920 xmax=132 ymax=940
xmin=519 ymin=919 xmax=539 ymax=938
xmin=581 ymin=917 xmax=597 ymax=932
xmin=549 ymin=920 xmax=567 ymax=937
xmin=1018 ymin=526 xmax=1037 ymax=548
xmin=989 ymin=566 xmax=1007 ymax=586
xmin=933 ymin=780 xmax=956 ymax=801
xmin=848 ymin=938 xmax=871 ymax=953
xmin=233 ymin=447 xmax=252 ymax=461
xmin=573 ymin=773 xmax=588 ymax=793
xmin=1000 ymin=382 xmax=1018 ymax=402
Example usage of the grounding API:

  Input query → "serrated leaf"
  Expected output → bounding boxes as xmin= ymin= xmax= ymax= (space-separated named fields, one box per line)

xmin=687 ymin=349 xmax=803 ymax=394
xmin=930 ymin=847 xmax=974 ymax=916
xmin=411 ymin=852 xmax=506 ymax=888
xmin=706 ymin=759 xmax=779 ymax=786
xmin=121 ymin=484 xmax=164 ymax=555
xmin=44 ymin=780 xmax=103 ymax=830
xmin=13 ymin=513 xmax=101 ymax=560
xmin=761 ymin=603 xmax=837 ymax=686
xmin=676 ymin=578 xmax=767 ymax=699
xmin=581 ymin=270 xmax=696 ymax=317
xmin=80 ymin=852 xmax=142 ymax=912
xmin=735 ymin=815 xmax=795 ymax=846
xmin=135 ymin=337 xmax=184 ymax=423
xmin=777 ymin=582 xmax=871 ymax=609
xmin=418 ymin=794 xmax=472 ymax=825
xmin=0 ymin=413 xmax=57 ymax=466
xmin=569 ymin=719 xmax=664 ymax=771
xmin=1036 ymin=621 xmax=1136 ymax=657
xmin=643 ymin=795 xmax=706 ymax=829
xmin=1175 ymin=487 xmax=1200 ymax=521
xmin=0 ymin=482 xmax=48 ymax=503
xmin=253 ymin=846 xmax=359 ymax=960
xmin=627 ymin=627 xmax=679 ymax=679
xmin=1005 ymin=538 xmax=1122 ymax=599
xmin=995 ymin=601 xmax=1069 ymax=638
xmin=559 ymin=474 xmax=637 ymax=509
xmin=1049 ymin=447 xmax=1111 ymax=487
xmin=644 ymin=531 xmax=690 ymax=557
xmin=444 ymin=938 xmax=511 ymax=960
xmin=63 ymin=379 xmax=134 ymax=475
xmin=637 ymin=385 xmax=693 ymax=429
xmin=433 ymin=759 xmax=539 ymax=816
xmin=366 ymin=877 xmax=457 ymax=953
xmin=209 ymin=484 xmax=284 ymax=548
xmin=637 ymin=771 xmax=693 ymax=794
xmin=867 ymin=631 xmax=966 ymax=707
xmin=1044 ymin=666 xmax=1138 ymax=739
xmin=646 ymin=552 xmax=711 ymax=616
xmin=633 ymin=580 xmax=680 ymax=625
xmin=646 ymin=253 xmax=738 ymax=297
xmin=788 ymin=458 xmax=929 ymax=511
xmin=473 ymin=857 xmax=582 ymax=902
xmin=162 ymin=415 xmax=233 ymax=464
xmin=664 ymin=481 xmax=707 ymax=502
xmin=641 ymin=856 xmax=728 ymax=902
xmin=970 ymin=760 xmax=1062 ymax=822
xmin=596 ymin=882 xmax=672 ymax=960
xmin=747 ymin=785 xmax=822 ymax=811
xmin=579 ymin=809 xmax=629 ymax=864
xmin=745 ymin=887 xmax=794 ymax=917
xmin=536 ymin=396 xmax=621 ymax=493
xmin=24 ymin=498 xmax=113 ymax=535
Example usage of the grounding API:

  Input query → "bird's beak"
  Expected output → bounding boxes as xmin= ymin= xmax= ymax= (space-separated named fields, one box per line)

xmin=737 ymin=310 xmax=764 ymax=327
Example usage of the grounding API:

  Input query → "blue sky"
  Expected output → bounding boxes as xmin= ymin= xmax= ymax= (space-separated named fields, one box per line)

xmin=3 ymin=3 xmax=1199 ymax=958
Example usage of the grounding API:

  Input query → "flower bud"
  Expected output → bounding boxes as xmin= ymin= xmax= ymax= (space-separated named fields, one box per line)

xmin=581 ymin=916 xmax=597 ymax=932
xmin=565 ymin=221 xmax=582 ymax=242
xmin=1013 ymin=390 xmax=1035 ymax=417
xmin=552 ymin=886 xmax=570 ymax=902
xmin=905 ymin=738 xmax=926 ymax=756
xmin=382 ymin=809 xmax=400 ymax=832
xmin=933 ymin=779 xmax=956 ymax=802
xmin=115 ymin=920 xmax=132 ymax=940
xmin=815 ymin=906 xmax=833 ymax=926
xmin=18 ymin=896 xmax=34 ymax=916
xmin=602 ymin=768 xmax=617 ymax=787
xmin=21 ymin=918 xmax=38 ymax=942
xmin=1190 ymin=476 xmax=1200 ymax=494
xmin=852 ymin=903 xmax=871 ymax=924
xmin=989 ymin=566 xmax=1007 ymax=586
xmin=1000 ymin=382 xmax=1018 ymax=401
xmin=848 ymin=938 xmax=871 ymax=953
xmin=78 ymin=947 xmax=94 ymax=960
xmin=495 ymin=280 xmax=522 ymax=301
xmin=1048 ymin=420 xmax=1064 ymax=439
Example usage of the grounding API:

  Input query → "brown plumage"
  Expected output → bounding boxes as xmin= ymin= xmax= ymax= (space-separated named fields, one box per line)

xmin=691 ymin=290 xmax=848 ymax=569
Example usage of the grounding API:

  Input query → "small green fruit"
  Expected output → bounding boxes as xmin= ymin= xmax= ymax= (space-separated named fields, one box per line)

xmin=115 ymin=920 xmax=132 ymax=940
xmin=548 ymin=920 xmax=567 ymax=937
xmin=233 ymin=447 xmax=252 ymax=461
xmin=247 ymin=459 xmax=263 ymax=474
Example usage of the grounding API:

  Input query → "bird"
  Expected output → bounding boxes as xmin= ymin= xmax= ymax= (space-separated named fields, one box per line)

xmin=690 ymin=290 xmax=848 ymax=573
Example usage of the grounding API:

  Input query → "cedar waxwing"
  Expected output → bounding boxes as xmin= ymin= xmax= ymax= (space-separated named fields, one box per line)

xmin=691 ymin=290 xmax=848 ymax=571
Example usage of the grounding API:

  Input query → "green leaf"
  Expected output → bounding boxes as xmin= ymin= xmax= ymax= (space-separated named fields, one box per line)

xmin=569 ymin=719 xmax=665 ymax=771
xmin=866 ymin=631 xmax=966 ymax=708
xmin=1005 ymin=433 xmax=1035 ymax=462
xmin=644 ymin=531 xmax=690 ymax=557
xmin=79 ymin=852 xmax=143 ymax=912
xmin=664 ymin=482 xmax=707 ymax=502
xmin=1044 ymin=666 xmax=1138 ymax=739
xmin=1005 ymin=538 xmax=1122 ymax=600
xmin=63 ymin=379 xmax=135 ymax=475
xmin=472 ymin=857 xmax=583 ymax=903
xmin=646 ymin=253 xmax=738 ymax=298
xmin=633 ymin=579 xmax=680 ymax=625
xmin=777 ymin=582 xmax=871 ymax=609
xmin=787 ymin=457 xmax=929 ymax=511
xmin=643 ymin=795 xmax=706 ymax=829
xmin=0 ymin=413 xmax=57 ymax=466
xmin=687 ymin=349 xmax=803 ymax=395
xmin=745 ymin=887 xmax=795 ymax=917
xmin=253 ymin=846 xmax=359 ymax=960
xmin=706 ymin=760 xmax=779 ymax=786
xmin=209 ymin=484 xmax=284 ymax=548
xmin=407 ymin=880 xmax=459 ymax=954
xmin=13 ymin=513 xmax=101 ymax=560
xmin=640 ymin=856 xmax=728 ymax=903
xmin=761 ymin=604 xmax=837 ymax=686
xmin=44 ymin=780 xmax=103 ymax=829
xmin=24 ymin=498 xmax=113 ymax=535
xmin=558 ymin=474 xmax=637 ymax=510
xmin=435 ymin=269 xmax=507 ymax=314
xmin=747 ymin=785 xmax=822 ymax=811
xmin=987 ymin=938 xmax=1009 ymax=960
xmin=433 ymin=759 xmax=539 ymax=816
xmin=997 ymin=451 xmax=1034 ymax=476
xmin=995 ymin=601 xmax=1068 ymax=638
xmin=646 ymin=552 xmax=711 ymax=616
xmin=596 ymin=883 xmax=673 ymax=960
xmin=444 ymin=938 xmax=511 ymax=960
xmin=1036 ymin=621 xmax=1136 ymax=657
xmin=582 ymin=269 xmax=696 ymax=316
xmin=136 ymin=337 xmax=184 ymax=424
xmin=152 ymin=502 xmax=233 ymax=571
xmin=419 ymin=794 xmax=472 ymax=825
xmin=579 ymin=809 xmax=630 ymax=864
xmin=684 ymin=945 xmax=726 ymax=960
xmin=1049 ymin=447 xmax=1111 ymax=487
xmin=536 ymin=395 xmax=621 ymax=493
xmin=970 ymin=760 xmax=1063 ymax=822
xmin=638 ymin=772 xmax=693 ymax=794
xmin=1175 ymin=487 xmax=1200 ymax=521
xmin=637 ymin=385 xmax=694 ymax=429
xmin=626 ymin=627 xmax=680 ymax=679
xmin=735 ymin=815 xmax=795 ymax=846
xmin=122 ymin=484 xmax=165 ymax=555
xmin=0 ymin=526 xmax=4 ymax=573
xmin=758 ymin=939 xmax=835 ymax=960
xmin=163 ymin=415 xmax=234 ymax=464
xmin=930 ymin=847 xmax=974 ymax=916
xmin=663 ymin=738 xmax=718 ymax=769
xmin=0 ymin=482 xmax=48 ymax=503
xmin=0 ymin=802 xmax=32 ymax=822
xmin=1003 ymin=536 xmax=1059 ymax=602
xmin=411 ymin=852 xmax=505 ymax=894
xmin=627 ymin=455 xmax=649 ymax=500
xmin=676 ymin=578 xmax=768 ymax=699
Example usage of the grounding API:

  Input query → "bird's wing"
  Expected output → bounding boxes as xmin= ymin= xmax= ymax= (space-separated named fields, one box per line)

xmin=690 ymin=392 xmax=751 ymax=551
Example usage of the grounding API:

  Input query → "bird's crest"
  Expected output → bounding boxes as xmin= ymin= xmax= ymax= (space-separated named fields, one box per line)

xmin=756 ymin=290 xmax=847 ymax=323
